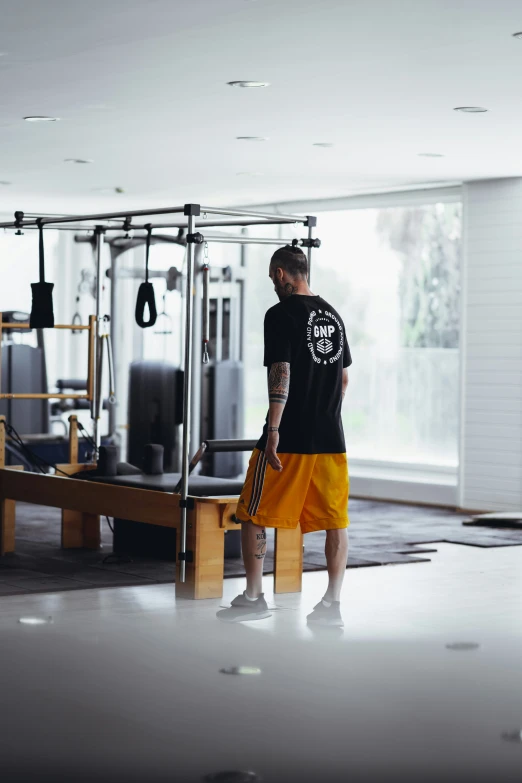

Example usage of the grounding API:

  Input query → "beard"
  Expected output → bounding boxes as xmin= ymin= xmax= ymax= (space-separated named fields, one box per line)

xmin=274 ymin=280 xmax=296 ymax=301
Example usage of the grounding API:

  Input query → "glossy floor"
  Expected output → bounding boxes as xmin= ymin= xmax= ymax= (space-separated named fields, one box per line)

xmin=1 ymin=541 xmax=521 ymax=783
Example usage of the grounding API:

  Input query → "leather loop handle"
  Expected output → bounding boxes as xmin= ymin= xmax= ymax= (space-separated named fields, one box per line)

xmin=135 ymin=282 xmax=157 ymax=328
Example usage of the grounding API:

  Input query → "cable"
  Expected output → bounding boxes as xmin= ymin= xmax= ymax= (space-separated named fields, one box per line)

xmin=1 ymin=419 xmax=73 ymax=478
xmin=76 ymin=420 xmax=98 ymax=453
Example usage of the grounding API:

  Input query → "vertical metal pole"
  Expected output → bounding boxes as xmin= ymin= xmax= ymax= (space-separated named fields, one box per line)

xmin=239 ymin=230 xmax=247 ymax=363
xmin=179 ymin=215 xmax=196 ymax=583
xmin=190 ymin=243 xmax=203 ymax=458
xmin=108 ymin=247 xmax=118 ymax=437
xmin=307 ymin=224 xmax=313 ymax=286
xmin=91 ymin=227 xmax=104 ymax=457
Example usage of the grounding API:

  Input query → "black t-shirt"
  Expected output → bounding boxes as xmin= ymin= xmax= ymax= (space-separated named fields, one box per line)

xmin=256 ymin=294 xmax=352 ymax=454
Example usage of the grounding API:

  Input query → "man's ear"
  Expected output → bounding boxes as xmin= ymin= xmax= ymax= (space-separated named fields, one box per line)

xmin=275 ymin=266 xmax=284 ymax=281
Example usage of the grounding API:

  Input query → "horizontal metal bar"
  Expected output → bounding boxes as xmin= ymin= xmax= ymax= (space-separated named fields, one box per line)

xmin=0 ymin=393 xmax=90 ymax=400
xmin=128 ymin=218 xmax=301 ymax=230
xmin=0 ymin=205 xmax=187 ymax=229
xmin=104 ymin=230 xmax=292 ymax=246
xmin=201 ymin=235 xmax=294 ymax=246
xmin=200 ymin=206 xmax=308 ymax=222
xmin=1 ymin=225 xmax=107 ymax=233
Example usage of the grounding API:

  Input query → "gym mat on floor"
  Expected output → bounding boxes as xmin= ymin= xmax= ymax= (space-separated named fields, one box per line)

xmin=0 ymin=499 xmax=520 ymax=596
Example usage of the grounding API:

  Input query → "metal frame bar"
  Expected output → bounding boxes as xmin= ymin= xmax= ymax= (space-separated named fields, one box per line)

xmin=200 ymin=206 xmax=308 ymax=222
xmin=0 ymin=203 xmax=316 ymax=581
xmin=179 ymin=213 xmax=196 ymax=584
xmin=91 ymin=228 xmax=104 ymax=457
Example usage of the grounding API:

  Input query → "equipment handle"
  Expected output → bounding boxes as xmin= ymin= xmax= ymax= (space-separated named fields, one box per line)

xmin=204 ymin=439 xmax=258 ymax=453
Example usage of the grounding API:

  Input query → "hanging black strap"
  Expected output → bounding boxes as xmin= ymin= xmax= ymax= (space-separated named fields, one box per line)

xmin=38 ymin=220 xmax=46 ymax=282
xmin=135 ymin=225 xmax=157 ymax=328
xmin=145 ymin=225 xmax=152 ymax=283
xmin=29 ymin=218 xmax=54 ymax=329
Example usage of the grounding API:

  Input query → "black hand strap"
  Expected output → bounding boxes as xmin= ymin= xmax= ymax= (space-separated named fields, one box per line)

xmin=135 ymin=225 xmax=157 ymax=328
xmin=29 ymin=218 xmax=54 ymax=329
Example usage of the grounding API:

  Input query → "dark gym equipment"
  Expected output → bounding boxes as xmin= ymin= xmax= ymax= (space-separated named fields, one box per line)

xmin=127 ymin=360 xmax=184 ymax=472
xmin=201 ymin=361 xmax=244 ymax=478
xmin=0 ymin=343 xmax=48 ymax=436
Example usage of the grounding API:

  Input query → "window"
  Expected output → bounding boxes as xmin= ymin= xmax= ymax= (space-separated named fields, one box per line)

xmin=243 ymin=200 xmax=462 ymax=468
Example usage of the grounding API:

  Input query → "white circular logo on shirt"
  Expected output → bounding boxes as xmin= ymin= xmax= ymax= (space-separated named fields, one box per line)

xmin=306 ymin=309 xmax=344 ymax=365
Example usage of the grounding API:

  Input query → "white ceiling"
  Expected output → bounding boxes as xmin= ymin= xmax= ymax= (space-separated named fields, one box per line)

xmin=1 ymin=0 xmax=522 ymax=215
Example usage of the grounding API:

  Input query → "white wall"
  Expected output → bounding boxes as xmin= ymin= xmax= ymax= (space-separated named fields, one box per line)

xmin=460 ymin=178 xmax=522 ymax=511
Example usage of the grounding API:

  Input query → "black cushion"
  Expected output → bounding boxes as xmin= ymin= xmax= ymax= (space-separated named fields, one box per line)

xmin=93 ymin=472 xmax=243 ymax=496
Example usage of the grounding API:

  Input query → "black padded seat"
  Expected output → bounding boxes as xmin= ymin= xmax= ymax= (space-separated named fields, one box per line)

xmin=93 ymin=472 xmax=244 ymax=496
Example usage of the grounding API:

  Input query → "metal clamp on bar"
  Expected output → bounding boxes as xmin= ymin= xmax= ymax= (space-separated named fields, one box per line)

xmin=187 ymin=232 xmax=205 ymax=244
xmin=178 ymin=551 xmax=194 ymax=563
xmin=179 ymin=497 xmax=195 ymax=510
xmin=304 ymin=216 xmax=317 ymax=227
xmin=300 ymin=237 xmax=321 ymax=249
xmin=14 ymin=211 xmax=24 ymax=228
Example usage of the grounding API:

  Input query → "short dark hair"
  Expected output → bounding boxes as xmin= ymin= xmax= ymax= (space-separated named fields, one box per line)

xmin=270 ymin=244 xmax=308 ymax=278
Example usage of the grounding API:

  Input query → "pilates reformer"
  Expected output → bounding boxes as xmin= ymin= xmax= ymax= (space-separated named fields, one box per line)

xmin=0 ymin=203 xmax=319 ymax=596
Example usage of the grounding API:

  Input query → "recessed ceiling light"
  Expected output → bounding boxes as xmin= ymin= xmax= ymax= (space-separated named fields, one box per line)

xmin=236 ymin=136 xmax=268 ymax=141
xmin=24 ymin=116 xmax=60 ymax=122
xmin=512 ymin=32 xmax=522 ymax=39
xmin=18 ymin=616 xmax=53 ymax=625
xmin=65 ymin=158 xmax=94 ymax=164
xmin=453 ymin=106 xmax=488 ymax=113
xmin=220 ymin=666 xmax=262 ymax=675
xmin=418 ymin=152 xmax=445 ymax=158
xmin=313 ymin=142 xmax=334 ymax=148
xmin=0 ymin=180 xmax=11 ymax=185
xmin=227 ymin=81 xmax=270 ymax=88
xmin=93 ymin=187 xmax=125 ymax=194
xmin=236 ymin=172 xmax=264 ymax=177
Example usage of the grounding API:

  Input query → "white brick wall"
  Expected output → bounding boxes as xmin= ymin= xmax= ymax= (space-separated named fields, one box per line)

xmin=460 ymin=178 xmax=522 ymax=511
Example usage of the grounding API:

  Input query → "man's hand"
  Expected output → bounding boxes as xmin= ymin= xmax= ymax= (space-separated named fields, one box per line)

xmin=265 ymin=430 xmax=283 ymax=472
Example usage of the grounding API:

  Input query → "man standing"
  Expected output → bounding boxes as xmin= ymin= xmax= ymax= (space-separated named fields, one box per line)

xmin=225 ymin=244 xmax=351 ymax=627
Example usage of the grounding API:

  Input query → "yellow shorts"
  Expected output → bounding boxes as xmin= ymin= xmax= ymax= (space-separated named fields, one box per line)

xmin=235 ymin=449 xmax=350 ymax=534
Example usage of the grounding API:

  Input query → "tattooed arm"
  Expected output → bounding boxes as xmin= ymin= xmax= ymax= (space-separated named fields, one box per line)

xmin=265 ymin=361 xmax=290 ymax=472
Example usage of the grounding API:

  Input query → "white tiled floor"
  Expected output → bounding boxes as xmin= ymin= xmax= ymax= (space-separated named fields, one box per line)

xmin=1 ymin=542 xmax=521 ymax=782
